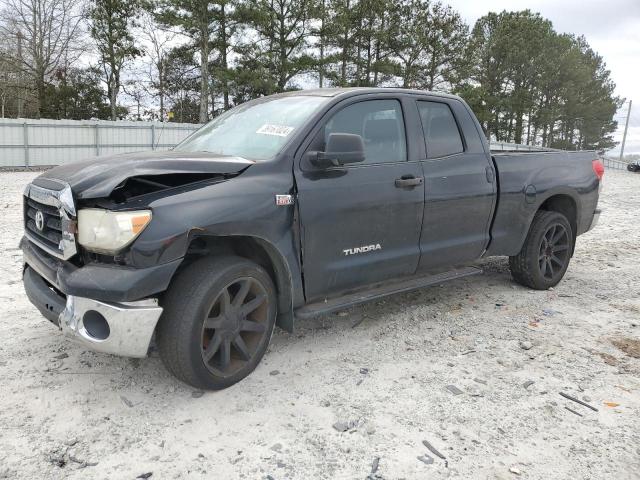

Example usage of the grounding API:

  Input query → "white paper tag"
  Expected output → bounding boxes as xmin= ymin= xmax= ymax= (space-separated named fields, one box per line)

xmin=256 ymin=124 xmax=295 ymax=137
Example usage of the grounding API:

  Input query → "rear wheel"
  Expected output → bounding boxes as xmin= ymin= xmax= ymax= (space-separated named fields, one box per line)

xmin=509 ymin=211 xmax=573 ymax=290
xmin=157 ymin=256 xmax=276 ymax=389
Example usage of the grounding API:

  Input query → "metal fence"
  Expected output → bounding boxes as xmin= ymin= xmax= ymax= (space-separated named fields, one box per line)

xmin=490 ymin=143 xmax=632 ymax=172
xmin=1 ymin=121 xmax=632 ymax=171
xmin=489 ymin=142 xmax=561 ymax=152
xmin=601 ymin=156 xmax=630 ymax=171
xmin=0 ymin=118 xmax=201 ymax=168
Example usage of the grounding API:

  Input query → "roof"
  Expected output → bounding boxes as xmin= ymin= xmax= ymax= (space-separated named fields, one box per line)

xmin=277 ymin=87 xmax=461 ymax=100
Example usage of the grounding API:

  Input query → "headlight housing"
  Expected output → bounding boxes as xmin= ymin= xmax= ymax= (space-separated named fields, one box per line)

xmin=78 ymin=209 xmax=152 ymax=254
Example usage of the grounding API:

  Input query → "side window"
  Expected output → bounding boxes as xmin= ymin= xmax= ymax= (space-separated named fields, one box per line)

xmin=417 ymin=101 xmax=464 ymax=158
xmin=318 ymin=99 xmax=407 ymax=165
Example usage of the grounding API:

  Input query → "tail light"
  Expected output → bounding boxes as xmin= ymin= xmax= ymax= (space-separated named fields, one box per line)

xmin=592 ymin=159 xmax=604 ymax=181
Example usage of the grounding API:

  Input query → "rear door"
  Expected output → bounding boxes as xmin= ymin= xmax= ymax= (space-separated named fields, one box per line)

xmin=294 ymin=95 xmax=425 ymax=301
xmin=415 ymin=98 xmax=496 ymax=270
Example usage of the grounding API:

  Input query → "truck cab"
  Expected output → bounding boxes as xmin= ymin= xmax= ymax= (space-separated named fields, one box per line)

xmin=21 ymin=88 xmax=602 ymax=389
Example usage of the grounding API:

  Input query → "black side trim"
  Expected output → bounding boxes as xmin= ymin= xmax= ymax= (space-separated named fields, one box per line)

xmin=23 ymin=266 xmax=65 ymax=325
xmin=295 ymin=266 xmax=482 ymax=319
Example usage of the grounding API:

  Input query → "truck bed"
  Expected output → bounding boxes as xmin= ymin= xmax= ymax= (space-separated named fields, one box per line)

xmin=487 ymin=150 xmax=600 ymax=256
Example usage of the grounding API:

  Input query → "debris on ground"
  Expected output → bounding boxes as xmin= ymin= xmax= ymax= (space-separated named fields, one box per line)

xmin=523 ymin=380 xmax=535 ymax=389
xmin=445 ymin=384 xmax=464 ymax=395
xmin=332 ymin=420 xmax=357 ymax=432
xmin=565 ymin=406 xmax=583 ymax=417
xmin=422 ymin=440 xmax=446 ymax=461
xmin=417 ymin=454 xmax=434 ymax=465
xmin=560 ymin=392 xmax=598 ymax=412
xmin=69 ymin=454 xmax=98 ymax=468
xmin=371 ymin=457 xmax=380 ymax=474
xmin=519 ymin=340 xmax=533 ymax=351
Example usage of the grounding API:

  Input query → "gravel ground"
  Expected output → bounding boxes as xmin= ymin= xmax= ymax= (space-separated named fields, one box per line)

xmin=0 ymin=169 xmax=639 ymax=480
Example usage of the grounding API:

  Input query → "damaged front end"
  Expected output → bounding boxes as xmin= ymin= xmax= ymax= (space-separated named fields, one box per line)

xmin=21 ymin=151 xmax=254 ymax=357
xmin=108 ymin=172 xmax=234 ymax=203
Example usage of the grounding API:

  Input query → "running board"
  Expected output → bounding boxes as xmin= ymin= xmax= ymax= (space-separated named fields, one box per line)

xmin=295 ymin=266 xmax=482 ymax=319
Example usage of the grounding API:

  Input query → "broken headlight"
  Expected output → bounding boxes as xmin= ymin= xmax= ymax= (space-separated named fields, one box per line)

xmin=77 ymin=208 xmax=152 ymax=254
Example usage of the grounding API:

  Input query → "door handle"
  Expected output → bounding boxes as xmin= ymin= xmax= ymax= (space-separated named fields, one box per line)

xmin=395 ymin=175 xmax=424 ymax=188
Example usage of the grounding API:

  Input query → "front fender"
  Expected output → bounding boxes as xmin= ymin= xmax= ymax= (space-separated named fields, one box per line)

xmin=124 ymin=164 xmax=303 ymax=331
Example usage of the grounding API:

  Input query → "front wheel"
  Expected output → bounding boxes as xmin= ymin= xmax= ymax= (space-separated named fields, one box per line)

xmin=156 ymin=256 xmax=276 ymax=390
xmin=509 ymin=211 xmax=574 ymax=290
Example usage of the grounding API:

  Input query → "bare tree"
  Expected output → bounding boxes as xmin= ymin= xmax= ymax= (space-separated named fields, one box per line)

xmin=139 ymin=12 xmax=178 ymax=122
xmin=122 ymin=79 xmax=147 ymax=120
xmin=0 ymin=0 xmax=84 ymax=118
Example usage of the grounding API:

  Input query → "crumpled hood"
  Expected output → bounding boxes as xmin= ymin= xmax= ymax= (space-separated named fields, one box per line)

xmin=34 ymin=151 xmax=254 ymax=199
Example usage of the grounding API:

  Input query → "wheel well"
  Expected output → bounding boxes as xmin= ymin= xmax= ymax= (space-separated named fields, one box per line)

xmin=538 ymin=194 xmax=578 ymax=251
xmin=179 ymin=235 xmax=294 ymax=331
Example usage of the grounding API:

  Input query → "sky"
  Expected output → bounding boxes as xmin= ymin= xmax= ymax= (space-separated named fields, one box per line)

xmin=446 ymin=0 xmax=640 ymax=156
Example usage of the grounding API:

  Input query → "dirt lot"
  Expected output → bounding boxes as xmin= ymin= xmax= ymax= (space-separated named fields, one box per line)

xmin=1 ymin=169 xmax=639 ymax=480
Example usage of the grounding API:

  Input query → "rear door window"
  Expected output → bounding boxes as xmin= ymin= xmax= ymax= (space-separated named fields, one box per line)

xmin=417 ymin=101 xmax=464 ymax=158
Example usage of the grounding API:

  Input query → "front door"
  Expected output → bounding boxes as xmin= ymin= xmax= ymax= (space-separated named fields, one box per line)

xmin=295 ymin=97 xmax=425 ymax=302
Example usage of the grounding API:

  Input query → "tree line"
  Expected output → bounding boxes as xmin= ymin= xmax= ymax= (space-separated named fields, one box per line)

xmin=0 ymin=0 xmax=622 ymax=151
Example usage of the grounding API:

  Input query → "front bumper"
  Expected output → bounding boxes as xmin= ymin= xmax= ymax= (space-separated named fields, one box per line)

xmin=21 ymin=236 xmax=181 ymax=303
xmin=24 ymin=266 xmax=163 ymax=357
xmin=59 ymin=296 xmax=163 ymax=358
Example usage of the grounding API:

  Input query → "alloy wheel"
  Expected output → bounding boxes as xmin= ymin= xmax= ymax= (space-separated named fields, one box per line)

xmin=538 ymin=223 xmax=570 ymax=280
xmin=200 ymin=277 xmax=269 ymax=377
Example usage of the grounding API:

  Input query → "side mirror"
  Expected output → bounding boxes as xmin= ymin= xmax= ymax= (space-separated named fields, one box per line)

xmin=307 ymin=133 xmax=366 ymax=168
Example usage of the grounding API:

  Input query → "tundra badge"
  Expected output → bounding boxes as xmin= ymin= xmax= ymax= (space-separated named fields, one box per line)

xmin=275 ymin=195 xmax=294 ymax=206
xmin=343 ymin=244 xmax=382 ymax=256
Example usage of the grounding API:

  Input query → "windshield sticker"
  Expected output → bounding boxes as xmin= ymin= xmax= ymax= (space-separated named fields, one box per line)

xmin=256 ymin=124 xmax=295 ymax=137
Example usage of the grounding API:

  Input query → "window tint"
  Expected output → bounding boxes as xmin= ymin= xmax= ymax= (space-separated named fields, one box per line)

xmin=320 ymin=100 xmax=406 ymax=164
xmin=417 ymin=101 xmax=464 ymax=158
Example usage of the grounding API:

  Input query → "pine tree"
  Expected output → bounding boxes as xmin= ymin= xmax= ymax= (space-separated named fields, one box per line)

xmin=389 ymin=0 xmax=469 ymax=91
xmin=155 ymin=0 xmax=215 ymax=122
xmin=238 ymin=0 xmax=315 ymax=93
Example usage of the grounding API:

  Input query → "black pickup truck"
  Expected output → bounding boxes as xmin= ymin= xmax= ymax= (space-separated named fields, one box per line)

xmin=21 ymin=88 xmax=603 ymax=389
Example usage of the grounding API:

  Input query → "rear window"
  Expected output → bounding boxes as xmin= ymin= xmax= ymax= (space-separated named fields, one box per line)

xmin=417 ymin=101 xmax=464 ymax=158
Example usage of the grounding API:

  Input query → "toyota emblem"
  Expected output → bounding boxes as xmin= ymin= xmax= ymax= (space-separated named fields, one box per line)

xmin=35 ymin=210 xmax=45 ymax=231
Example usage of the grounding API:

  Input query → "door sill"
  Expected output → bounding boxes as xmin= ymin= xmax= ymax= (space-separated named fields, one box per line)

xmin=295 ymin=266 xmax=482 ymax=319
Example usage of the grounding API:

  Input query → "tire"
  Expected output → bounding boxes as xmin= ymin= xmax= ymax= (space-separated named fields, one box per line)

xmin=156 ymin=256 xmax=277 ymax=390
xmin=509 ymin=211 xmax=574 ymax=290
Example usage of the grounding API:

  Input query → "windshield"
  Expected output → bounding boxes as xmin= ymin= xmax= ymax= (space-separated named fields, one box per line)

xmin=174 ymin=95 xmax=330 ymax=160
